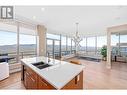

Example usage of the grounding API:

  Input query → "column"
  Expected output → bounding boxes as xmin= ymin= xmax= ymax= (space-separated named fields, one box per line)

xmin=16 ymin=22 xmax=20 ymax=63
xmin=60 ymin=34 xmax=62 ymax=58
xmin=118 ymin=33 xmax=120 ymax=56
xmin=107 ymin=30 xmax=111 ymax=69
xmin=37 ymin=25 xmax=47 ymax=56
xmin=95 ymin=36 xmax=97 ymax=55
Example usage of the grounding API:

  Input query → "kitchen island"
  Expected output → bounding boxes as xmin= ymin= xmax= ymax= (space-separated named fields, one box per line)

xmin=21 ymin=56 xmax=84 ymax=90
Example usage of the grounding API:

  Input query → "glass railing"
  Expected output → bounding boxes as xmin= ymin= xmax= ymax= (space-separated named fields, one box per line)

xmin=0 ymin=51 xmax=37 ymax=64
xmin=47 ymin=50 xmax=76 ymax=59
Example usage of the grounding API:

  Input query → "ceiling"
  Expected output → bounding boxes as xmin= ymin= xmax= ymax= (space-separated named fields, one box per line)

xmin=15 ymin=6 xmax=127 ymax=37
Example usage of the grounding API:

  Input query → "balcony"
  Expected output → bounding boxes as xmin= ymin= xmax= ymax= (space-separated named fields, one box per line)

xmin=0 ymin=51 xmax=37 ymax=64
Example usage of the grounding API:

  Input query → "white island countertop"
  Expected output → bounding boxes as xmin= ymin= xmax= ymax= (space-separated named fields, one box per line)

xmin=21 ymin=56 xmax=85 ymax=89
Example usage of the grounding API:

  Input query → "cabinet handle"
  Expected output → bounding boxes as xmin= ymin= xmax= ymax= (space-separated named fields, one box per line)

xmin=41 ymin=80 xmax=48 ymax=86
xmin=26 ymin=72 xmax=30 ymax=76
xmin=26 ymin=72 xmax=35 ymax=82
xmin=75 ymin=75 xmax=80 ymax=84
xmin=77 ymin=75 xmax=80 ymax=82
xmin=30 ymin=77 xmax=35 ymax=82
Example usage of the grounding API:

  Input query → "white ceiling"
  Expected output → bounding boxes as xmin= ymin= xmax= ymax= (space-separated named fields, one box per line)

xmin=15 ymin=6 xmax=127 ymax=37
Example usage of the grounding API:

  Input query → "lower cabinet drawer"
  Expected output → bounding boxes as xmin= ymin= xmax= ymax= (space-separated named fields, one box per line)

xmin=38 ymin=76 xmax=56 ymax=89
xmin=26 ymin=67 xmax=37 ymax=80
xmin=24 ymin=71 xmax=38 ymax=89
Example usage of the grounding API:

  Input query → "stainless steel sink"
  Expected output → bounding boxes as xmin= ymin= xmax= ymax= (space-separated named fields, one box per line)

xmin=32 ymin=62 xmax=51 ymax=69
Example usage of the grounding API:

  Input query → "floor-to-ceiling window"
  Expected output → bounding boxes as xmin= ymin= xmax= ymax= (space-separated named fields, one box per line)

xmin=97 ymin=36 xmax=107 ymax=55
xmin=79 ymin=37 xmax=86 ymax=54
xmin=71 ymin=39 xmax=75 ymax=54
xmin=119 ymin=34 xmax=127 ymax=57
xmin=111 ymin=34 xmax=119 ymax=46
xmin=111 ymin=33 xmax=127 ymax=62
xmin=46 ymin=33 xmax=76 ymax=58
xmin=46 ymin=33 xmax=60 ymax=59
xmin=54 ymin=40 xmax=60 ymax=59
xmin=19 ymin=27 xmax=37 ymax=59
xmin=111 ymin=34 xmax=119 ymax=56
xmin=67 ymin=37 xmax=71 ymax=55
xmin=87 ymin=36 xmax=96 ymax=55
xmin=46 ymin=33 xmax=109 ymax=59
xmin=0 ymin=23 xmax=17 ymax=64
xmin=61 ymin=36 xmax=67 ymax=56
xmin=0 ymin=22 xmax=37 ymax=65
xmin=47 ymin=39 xmax=53 ymax=58
xmin=0 ymin=30 xmax=17 ymax=64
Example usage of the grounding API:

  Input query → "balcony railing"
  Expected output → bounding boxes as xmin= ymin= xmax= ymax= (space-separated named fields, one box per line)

xmin=47 ymin=50 xmax=76 ymax=58
xmin=0 ymin=51 xmax=37 ymax=64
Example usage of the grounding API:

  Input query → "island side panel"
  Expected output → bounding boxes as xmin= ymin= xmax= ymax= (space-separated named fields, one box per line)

xmin=61 ymin=71 xmax=83 ymax=90
xmin=38 ymin=75 xmax=56 ymax=90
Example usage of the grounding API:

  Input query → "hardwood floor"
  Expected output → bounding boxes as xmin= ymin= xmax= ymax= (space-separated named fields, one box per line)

xmin=0 ymin=57 xmax=127 ymax=89
xmin=0 ymin=72 xmax=25 ymax=89
xmin=67 ymin=57 xmax=127 ymax=89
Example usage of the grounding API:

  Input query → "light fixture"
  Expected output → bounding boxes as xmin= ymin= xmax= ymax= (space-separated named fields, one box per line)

xmin=72 ymin=22 xmax=83 ymax=54
xmin=41 ymin=7 xmax=45 ymax=11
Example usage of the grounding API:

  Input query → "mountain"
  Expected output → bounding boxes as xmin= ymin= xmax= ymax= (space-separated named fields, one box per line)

xmin=0 ymin=44 xmax=36 ymax=54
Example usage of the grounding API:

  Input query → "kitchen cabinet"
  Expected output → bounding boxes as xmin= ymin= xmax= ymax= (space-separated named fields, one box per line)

xmin=61 ymin=71 xmax=83 ymax=89
xmin=38 ymin=75 xmax=55 ymax=89
xmin=22 ymin=65 xmax=55 ymax=89
xmin=21 ymin=64 xmax=83 ymax=90
xmin=23 ymin=66 xmax=38 ymax=89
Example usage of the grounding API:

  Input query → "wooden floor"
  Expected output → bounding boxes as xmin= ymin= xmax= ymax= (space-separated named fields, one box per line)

xmin=0 ymin=72 xmax=25 ymax=89
xmin=0 ymin=57 xmax=127 ymax=89
xmin=67 ymin=57 xmax=127 ymax=89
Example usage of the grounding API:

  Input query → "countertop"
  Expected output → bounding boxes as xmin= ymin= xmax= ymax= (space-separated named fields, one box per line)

xmin=21 ymin=56 xmax=85 ymax=89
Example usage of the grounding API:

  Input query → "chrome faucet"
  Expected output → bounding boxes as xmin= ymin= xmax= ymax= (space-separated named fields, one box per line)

xmin=47 ymin=52 xmax=50 ymax=63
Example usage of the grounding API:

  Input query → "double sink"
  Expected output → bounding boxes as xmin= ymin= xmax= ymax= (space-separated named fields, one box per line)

xmin=32 ymin=61 xmax=51 ymax=69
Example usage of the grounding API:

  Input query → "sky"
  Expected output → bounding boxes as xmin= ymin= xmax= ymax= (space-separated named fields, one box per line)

xmin=0 ymin=31 xmax=107 ymax=47
xmin=0 ymin=31 xmax=36 ymax=46
xmin=1 ymin=30 xmax=127 ymax=47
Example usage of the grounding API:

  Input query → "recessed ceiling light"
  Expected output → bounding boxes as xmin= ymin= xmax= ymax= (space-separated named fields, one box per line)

xmin=33 ymin=16 xmax=36 ymax=19
xmin=41 ymin=7 xmax=45 ymax=11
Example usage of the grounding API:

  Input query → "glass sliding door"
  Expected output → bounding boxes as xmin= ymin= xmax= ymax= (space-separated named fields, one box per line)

xmin=61 ymin=36 xmax=67 ymax=56
xmin=54 ymin=40 xmax=60 ymax=59
xmin=46 ymin=33 xmax=61 ymax=59
xmin=46 ymin=39 xmax=60 ymax=59
xmin=47 ymin=39 xmax=54 ymax=58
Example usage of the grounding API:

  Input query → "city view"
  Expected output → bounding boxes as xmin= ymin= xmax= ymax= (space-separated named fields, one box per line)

xmin=1 ymin=30 xmax=127 ymax=64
